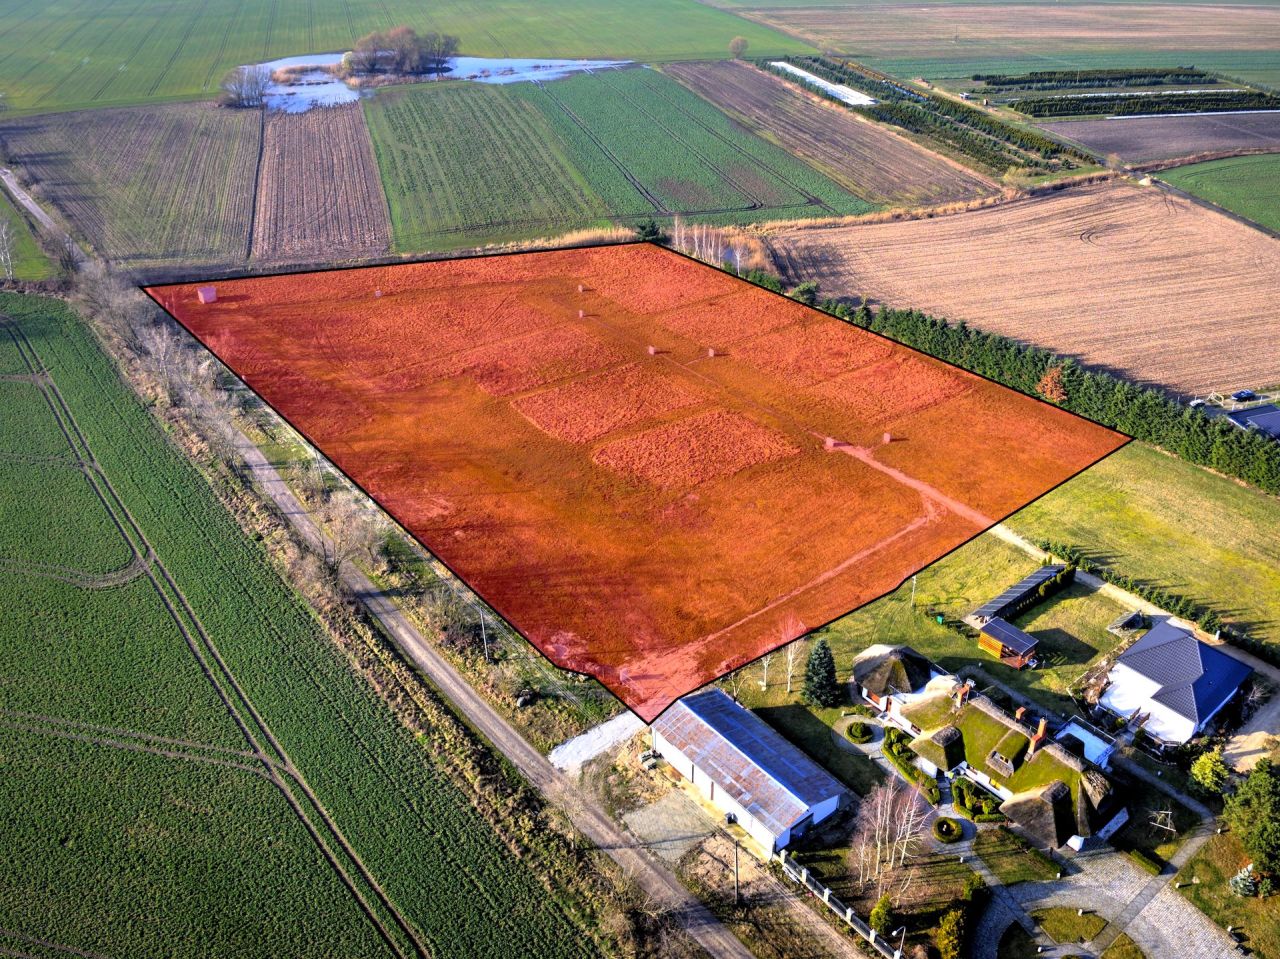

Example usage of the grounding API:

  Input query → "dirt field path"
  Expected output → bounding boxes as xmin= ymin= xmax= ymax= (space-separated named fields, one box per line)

xmin=771 ymin=180 xmax=1280 ymax=395
xmin=232 ymin=432 xmax=756 ymax=959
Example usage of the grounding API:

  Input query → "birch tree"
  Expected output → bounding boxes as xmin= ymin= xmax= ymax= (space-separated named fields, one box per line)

xmin=850 ymin=779 xmax=930 ymax=898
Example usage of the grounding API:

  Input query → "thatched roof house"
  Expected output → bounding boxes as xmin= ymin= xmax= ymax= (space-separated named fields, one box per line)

xmin=852 ymin=644 xmax=934 ymax=701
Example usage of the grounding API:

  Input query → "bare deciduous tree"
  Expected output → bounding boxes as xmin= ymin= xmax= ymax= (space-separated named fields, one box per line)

xmin=0 ymin=219 xmax=13 ymax=280
xmin=220 ymin=64 xmax=271 ymax=108
xmin=785 ymin=641 xmax=802 ymax=694
xmin=758 ymin=652 xmax=773 ymax=690
xmin=850 ymin=779 xmax=931 ymax=899
xmin=723 ymin=668 xmax=747 ymax=703
xmin=318 ymin=491 xmax=381 ymax=585
xmin=729 ymin=36 xmax=749 ymax=59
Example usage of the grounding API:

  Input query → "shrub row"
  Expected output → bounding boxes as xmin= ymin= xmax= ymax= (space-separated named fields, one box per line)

xmin=1013 ymin=90 xmax=1280 ymax=118
xmin=976 ymin=67 xmax=1210 ymax=89
xmin=882 ymin=727 xmax=942 ymax=803
xmin=766 ymin=55 xmax=1092 ymax=170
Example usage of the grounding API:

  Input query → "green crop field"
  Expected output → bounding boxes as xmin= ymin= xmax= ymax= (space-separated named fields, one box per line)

xmin=0 ymin=293 xmax=607 ymax=958
xmin=1162 ymin=154 xmax=1280 ymax=232
xmin=0 ymin=189 xmax=52 ymax=280
xmin=0 ymin=0 xmax=806 ymax=113
xmin=365 ymin=67 xmax=872 ymax=251
xmin=1008 ymin=442 xmax=1280 ymax=652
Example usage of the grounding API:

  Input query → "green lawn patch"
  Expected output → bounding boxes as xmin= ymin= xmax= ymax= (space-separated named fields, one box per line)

xmin=754 ymin=703 xmax=884 ymax=796
xmin=0 ymin=189 xmax=52 ymax=280
xmin=1032 ymin=906 xmax=1106 ymax=944
xmin=1177 ymin=832 xmax=1280 ymax=959
xmin=1163 ymin=154 xmax=1280 ymax=233
xmin=1008 ymin=442 xmax=1280 ymax=653
xmin=1102 ymin=933 xmax=1147 ymax=959
xmin=974 ymin=827 xmax=1059 ymax=885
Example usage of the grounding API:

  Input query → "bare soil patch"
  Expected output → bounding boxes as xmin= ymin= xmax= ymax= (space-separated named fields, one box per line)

xmin=1048 ymin=112 xmax=1280 ymax=164
xmin=772 ymin=181 xmax=1280 ymax=395
xmin=150 ymin=244 xmax=1123 ymax=720
xmin=251 ymin=103 xmax=390 ymax=262
xmin=664 ymin=60 xmax=994 ymax=206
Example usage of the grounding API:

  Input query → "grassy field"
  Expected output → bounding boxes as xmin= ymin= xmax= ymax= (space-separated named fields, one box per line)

xmin=0 ymin=293 xmax=609 ymax=957
xmin=0 ymin=103 xmax=259 ymax=266
xmin=1008 ymin=442 xmax=1280 ymax=650
xmin=0 ymin=189 xmax=52 ymax=280
xmin=1033 ymin=906 xmax=1107 ymax=944
xmin=703 ymin=0 xmax=1280 ymax=86
xmin=1177 ymin=832 xmax=1279 ymax=959
xmin=365 ymin=67 xmax=872 ymax=250
xmin=1162 ymin=154 xmax=1280 ymax=233
xmin=0 ymin=0 xmax=806 ymax=113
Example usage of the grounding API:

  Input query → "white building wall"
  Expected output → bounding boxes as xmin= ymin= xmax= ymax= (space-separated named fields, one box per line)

xmin=1100 ymin=664 xmax=1198 ymax=744
xmin=651 ymin=730 xmax=783 ymax=851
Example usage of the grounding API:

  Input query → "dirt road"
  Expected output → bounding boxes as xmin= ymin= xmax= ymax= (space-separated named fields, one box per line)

xmin=233 ymin=433 xmax=753 ymax=959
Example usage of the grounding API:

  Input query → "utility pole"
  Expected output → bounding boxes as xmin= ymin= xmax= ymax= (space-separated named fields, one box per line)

xmin=733 ymin=836 xmax=741 ymax=906
xmin=480 ymin=612 xmax=490 ymax=663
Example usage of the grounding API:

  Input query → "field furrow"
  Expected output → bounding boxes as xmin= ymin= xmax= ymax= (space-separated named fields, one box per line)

xmin=251 ymin=103 xmax=391 ymax=262
xmin=771 ymin=181 xmax=1280 ymax=395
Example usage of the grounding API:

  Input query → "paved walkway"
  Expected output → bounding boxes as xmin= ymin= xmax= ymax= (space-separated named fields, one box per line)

xmin=0 ymin=168 xmax=58 ymax=232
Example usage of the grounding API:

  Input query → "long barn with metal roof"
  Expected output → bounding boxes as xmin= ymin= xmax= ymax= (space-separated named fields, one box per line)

xmin=651 ymin=688 xmax=850 ymax=853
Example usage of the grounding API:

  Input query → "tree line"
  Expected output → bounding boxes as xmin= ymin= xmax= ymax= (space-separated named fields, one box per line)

xmin=344 ymin=26 xmax=460 ymax=77
xmin=766 ymin=56 xmax=1093 ymax=172
xmin=1012 ymin=89 xmax=1280 ymax=118
xmin=721 ymin=263 xmax=1280 ymax=496
xmin=975 ymin=67 xmax=1211 ymax=90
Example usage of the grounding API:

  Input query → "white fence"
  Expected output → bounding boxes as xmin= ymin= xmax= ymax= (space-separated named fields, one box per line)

xmin=777 ymin=851 xmax=900 ymax=958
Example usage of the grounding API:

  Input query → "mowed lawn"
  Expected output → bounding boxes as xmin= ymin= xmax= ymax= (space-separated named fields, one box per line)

xmin=1162 ymin=154 xmax=1280 ymax=233
xmin=0 ymin=294 xmax=607 ymax=958
xmin=1008 ymin=442 xmax=1280 ymax=650
xmin=0 ymin=190 xmax=53 ymax=280
xmin=364 ymin=67 xmax=871 ymax=250
xmin=0 ymin=0 xmax=806 ymax=112
xmin=734 ymin=529 xmax=1127 ymax=720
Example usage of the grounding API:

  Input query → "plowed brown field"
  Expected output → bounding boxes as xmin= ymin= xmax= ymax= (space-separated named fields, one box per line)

xmin=149 ymin=244 xmax=1124 ymax=720
xmin=1048 ymin=112 xmax=1280 ymax=164
xmin=663 ymin=61 xmax=994 ymax=206
xmin=772 ymin=181 xmax=1280 ymax=396
xmin=251 ymin=104 xmax=390 ymax=262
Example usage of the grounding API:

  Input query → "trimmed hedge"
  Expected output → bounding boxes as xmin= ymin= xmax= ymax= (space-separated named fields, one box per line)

xmin=933 ymin=816 xmax=963 ymax=843
xmin=847 ymin=721 xmax=873 ymax=744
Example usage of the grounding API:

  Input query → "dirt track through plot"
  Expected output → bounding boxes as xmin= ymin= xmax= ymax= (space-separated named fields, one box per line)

xmin=149 ymin=244 xmax=1124 ymax=721
xmin=772 ymin=181 xmax=1280 ymax=396
xmin=663 ymin=60 xmax=995 ymax=206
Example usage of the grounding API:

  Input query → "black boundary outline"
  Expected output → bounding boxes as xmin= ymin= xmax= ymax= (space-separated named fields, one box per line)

xmin=142 ymin=240 xmax=1132 ymax=725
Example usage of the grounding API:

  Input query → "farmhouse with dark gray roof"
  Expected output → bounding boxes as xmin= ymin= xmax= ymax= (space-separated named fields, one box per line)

xmin=1099 ymin=620 xmax=1253 ymax=745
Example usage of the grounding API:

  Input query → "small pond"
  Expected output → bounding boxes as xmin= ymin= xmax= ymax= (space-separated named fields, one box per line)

xmin=253 ymin=53 xmax=630 ymax=112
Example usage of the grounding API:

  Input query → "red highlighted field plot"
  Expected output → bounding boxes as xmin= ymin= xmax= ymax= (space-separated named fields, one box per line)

xmin=148 ymin=245 xmax=1126 ymax=721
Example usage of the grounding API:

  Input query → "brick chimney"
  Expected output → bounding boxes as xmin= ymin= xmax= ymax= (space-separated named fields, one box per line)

xmin=1028 ymin=716 xmax=1048 ymax=757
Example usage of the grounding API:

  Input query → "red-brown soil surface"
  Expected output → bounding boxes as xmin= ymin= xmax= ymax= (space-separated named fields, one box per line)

xmin=149 ymin=244 xmax=1125 ymax=721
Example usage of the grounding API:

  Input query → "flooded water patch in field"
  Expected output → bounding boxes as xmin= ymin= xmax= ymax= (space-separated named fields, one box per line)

xmin=254 ymin=52 xmax=631 ymax=112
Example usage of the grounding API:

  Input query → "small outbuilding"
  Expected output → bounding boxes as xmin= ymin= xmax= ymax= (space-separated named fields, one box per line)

xmin=852 ymin=643 xmax=935 ymax=707
xmin=978 ymin=617 xmax=1039 ymax=669
xmin=651 ymin=689 xmax=850 ymax=853
xmin=1098 ymin=621 xmax=1253 ymax=745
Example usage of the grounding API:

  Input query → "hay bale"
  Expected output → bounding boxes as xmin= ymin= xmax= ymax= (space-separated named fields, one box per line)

xmin=196 ymin=285 xmax=217 ymax=304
